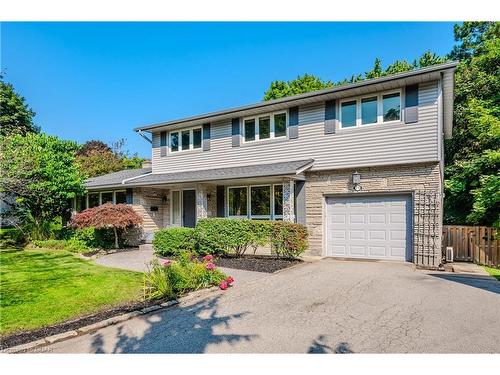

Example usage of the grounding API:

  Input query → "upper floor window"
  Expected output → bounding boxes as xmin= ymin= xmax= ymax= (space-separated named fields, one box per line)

xmin=169 ymin=127 xmax=202 ymax=153
xmin=340 ymin=90 xmax=401 ymax=129
xmin=243 ymin=111 xmax=287 ymax=143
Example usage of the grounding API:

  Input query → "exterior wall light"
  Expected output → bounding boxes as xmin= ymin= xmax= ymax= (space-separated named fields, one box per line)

xmin=352 ymin=171 xmax=362 ymax=191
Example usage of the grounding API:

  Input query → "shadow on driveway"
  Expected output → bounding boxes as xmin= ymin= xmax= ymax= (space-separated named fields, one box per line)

xmin=428 ymin=273 xmax=500 ymax=295
xmin=90 ymin=295 xmax=257 ymax=353
xmin=307 ymin=335 xmax=354 ymax=354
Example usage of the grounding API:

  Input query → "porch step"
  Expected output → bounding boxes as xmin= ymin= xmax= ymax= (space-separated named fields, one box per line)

xmin=139 ymin=243 xmax=153 ymax=252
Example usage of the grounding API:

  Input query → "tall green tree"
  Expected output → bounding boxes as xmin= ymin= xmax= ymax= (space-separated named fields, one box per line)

xmin=262 ymin=51 xmax=447 ymax=100
xmin=76 ymin=138 xmax=144 ymax=178
xmin=0 ymin=133 xmax=85 ymax=238
xmin=0 ymin=76 xmax=39 ymax=136
xmin=444 ymin=22 xmax=500 ymax=227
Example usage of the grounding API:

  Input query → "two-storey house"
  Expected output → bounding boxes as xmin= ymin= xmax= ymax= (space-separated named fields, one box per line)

xmin=83 ymin=62 xmax=457 ymax=268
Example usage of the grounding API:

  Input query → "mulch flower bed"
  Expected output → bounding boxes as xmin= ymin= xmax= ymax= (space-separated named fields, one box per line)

xmin=214 ymin=255 xmax=302 ymax=273
xmin=0 ymin=298 xmax=170 ymax=350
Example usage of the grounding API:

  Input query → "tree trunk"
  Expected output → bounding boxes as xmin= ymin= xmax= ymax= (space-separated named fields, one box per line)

xmin=113 ymin=227 xmax=119 ymax=249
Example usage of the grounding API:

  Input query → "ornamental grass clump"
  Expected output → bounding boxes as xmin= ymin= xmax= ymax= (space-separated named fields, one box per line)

xmin=144 ymin=252 xmax=232 ymax=301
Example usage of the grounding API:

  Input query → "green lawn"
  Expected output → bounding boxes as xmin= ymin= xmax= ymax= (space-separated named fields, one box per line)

xmin=0 ymin=248 xmax=143 ymax=336
xmin=484 ymin=266 xmax=500 ymax=281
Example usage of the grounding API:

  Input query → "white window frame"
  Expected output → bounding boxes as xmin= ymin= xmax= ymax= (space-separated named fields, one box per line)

xmin=242 ymin=110 xmax=288 ymax=143
xmin=227 ymin=186 xmax=249 ymax=218
xmin=339 ymin=89 xmax=403 ymax=129
xmin=226 ymin=184 xmax=283 ymax=220
xmin=169 ymin=126 xmax=202 ymax=153
xmin=249 ymin=184 xmax=272 ymax=220
xmin=170 ymin=190 xmax=183 ymax=226
xmin=272 ymin=184 xmax=284 ymax=220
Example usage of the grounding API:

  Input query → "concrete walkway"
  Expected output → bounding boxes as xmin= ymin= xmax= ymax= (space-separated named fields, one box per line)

xmin=40 ymin=259 xmax=500 ymax=353
xmin=93 ymin=249 xmax=267 ymax=284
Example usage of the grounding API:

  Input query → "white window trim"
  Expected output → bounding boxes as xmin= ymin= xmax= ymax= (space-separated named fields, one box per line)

xmin=242 ymin=110 xmax=288 ymax=143
xmin=226 ymin=184 xmax=283 ymax=220
xmin=249 ymin=184 xmax=272 ymax=219
xmin=227 ymin=186 xmax=249 ymax=218
xmin=272 ymin=184 xmax=284 ymax=219
xmin=169 ymin=126 xmax=202 ymax=153
xmin=339 ymin=89 xmax=403 ymax=129
xmin=170 ymin=190 xmax=183 ymax=226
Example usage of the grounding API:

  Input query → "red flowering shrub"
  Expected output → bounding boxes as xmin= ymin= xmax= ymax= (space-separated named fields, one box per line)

xmin=226 ymin=276 xmax=234 ymax=285
xmin=70 ymin=203 xmax=142 ymax=248
xmin=203 ymin=254 xmax=213 ymax=262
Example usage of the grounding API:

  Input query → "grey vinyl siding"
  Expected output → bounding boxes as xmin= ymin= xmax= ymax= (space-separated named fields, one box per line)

xmin=151 ymin=81 xmax=439 ymax=174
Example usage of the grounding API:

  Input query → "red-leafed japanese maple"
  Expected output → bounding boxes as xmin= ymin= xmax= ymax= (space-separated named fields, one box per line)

xmin=70 ymin=203 xmax=142 ymax=249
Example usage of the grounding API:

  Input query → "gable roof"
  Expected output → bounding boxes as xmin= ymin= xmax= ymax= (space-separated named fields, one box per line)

xmin=85 ymin=159 xmax=314 ymax=190
xmin=134 ymin=61 xmax=458 ymax=133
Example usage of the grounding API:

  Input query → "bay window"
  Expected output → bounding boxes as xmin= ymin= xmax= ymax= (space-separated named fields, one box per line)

xmin=243 ymin=111 xmax=287 ymax=142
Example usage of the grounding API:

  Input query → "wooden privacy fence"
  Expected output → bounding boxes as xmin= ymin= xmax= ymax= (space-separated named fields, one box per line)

xmin=442 ymin=225 xmax=500 ymax=267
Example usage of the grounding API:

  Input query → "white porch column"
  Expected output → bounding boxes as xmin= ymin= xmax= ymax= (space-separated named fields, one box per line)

xmin=282 ymin=178 xmax=295 ymax=222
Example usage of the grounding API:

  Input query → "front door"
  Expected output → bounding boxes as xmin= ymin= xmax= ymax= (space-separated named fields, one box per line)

xmin=182 ymin=190 xmax=196 ymax=228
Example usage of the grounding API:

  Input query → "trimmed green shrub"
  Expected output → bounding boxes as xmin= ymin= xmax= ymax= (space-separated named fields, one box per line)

xmin=153 ymin=227 xmax=195 ymax=256
xmin=195 ymin=218 xmax=268 ymax=256
xmin=270 ymin=221 xmax=309 ymax=258
xmin=143 ymin=253 xmax=228 ymax=301
xmin=194 ymin=218 xmax=308 ymax=258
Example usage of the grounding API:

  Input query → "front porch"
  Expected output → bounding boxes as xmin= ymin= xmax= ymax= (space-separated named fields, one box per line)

xmin=81 ymin=159 xmax=314 ymax=243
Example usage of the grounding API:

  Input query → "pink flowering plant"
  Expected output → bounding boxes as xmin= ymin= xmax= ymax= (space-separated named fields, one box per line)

xmin=203 ymin=254 xmax=213 ymax=262
xmin=144 ymin=252 xmax=229 ymax=301
xmin=205 ymin=262 xmax=216 ymax=271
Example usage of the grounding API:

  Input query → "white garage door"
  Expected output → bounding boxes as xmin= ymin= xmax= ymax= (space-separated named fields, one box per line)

xmin=325 ymin=195 xmax=412 ymax=261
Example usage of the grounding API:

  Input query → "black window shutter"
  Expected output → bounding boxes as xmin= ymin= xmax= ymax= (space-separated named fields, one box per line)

xmin=231 ymin=118 xmax=240 ymax=147
xmin=202 ymin=123 xmax=211 ymax=151
xmin=324 ymin=100 xmax=336 ymax=134
xmin=160 ymin=131 xmax=167 ymax=156
xmin=405 ymin=85 xmax=419 ymax=124
xmin=288 ymin=106 xmax=299 ymax=139
xmin=126 ymin=188 xmax=134 ymax=205
xmin=216 ymin=185 xmax=225 ymax=217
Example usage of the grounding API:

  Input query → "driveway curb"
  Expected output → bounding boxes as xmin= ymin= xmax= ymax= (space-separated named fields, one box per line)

xmin=2 ymin=299 xmax=181 ymax=353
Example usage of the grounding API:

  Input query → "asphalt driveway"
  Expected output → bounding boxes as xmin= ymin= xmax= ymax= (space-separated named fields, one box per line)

xmin=41 ymin=259 xmax=500 ymax=353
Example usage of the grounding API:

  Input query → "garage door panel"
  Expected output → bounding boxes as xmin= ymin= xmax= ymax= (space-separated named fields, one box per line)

xmin=349 ymin=230 xmax=366 ymax=240
xmin=326 ymin=195 xmax=412 ymax=261
xmin=350 ymin=245 xmax=366 ymax=256
xmin=369 ymin=246 xmax=387 ymax=257
xmin=369 ymin=230 xmax=386 ymax=240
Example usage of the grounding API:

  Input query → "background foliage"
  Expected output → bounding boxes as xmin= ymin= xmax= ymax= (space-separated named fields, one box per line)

xmin=263 ymin=22 xmax=500 ymax=228
xmin=0 ymin=132 xmax=85 ymax=239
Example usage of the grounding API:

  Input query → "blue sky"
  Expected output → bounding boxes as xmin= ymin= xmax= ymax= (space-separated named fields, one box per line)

xmin=1 ymin=22 xmax=456 ymax=158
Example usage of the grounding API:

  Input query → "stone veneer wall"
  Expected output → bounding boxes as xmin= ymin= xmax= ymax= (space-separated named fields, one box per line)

xmin=131 ymin=187 xmax=169 ymax=234
xmin=305 ymin=162 xmax=442 ymax=268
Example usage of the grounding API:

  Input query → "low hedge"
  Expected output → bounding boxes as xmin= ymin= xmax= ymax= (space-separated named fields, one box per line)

xmin=153 ymin=227 xmax=195 ymax=256
xmin=194 ymin=218 xmax=308 ymax=258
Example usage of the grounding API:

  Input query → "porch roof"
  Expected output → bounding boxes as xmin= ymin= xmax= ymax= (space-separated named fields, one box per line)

xmin=85 ymin=159 xmax=314 ymax=190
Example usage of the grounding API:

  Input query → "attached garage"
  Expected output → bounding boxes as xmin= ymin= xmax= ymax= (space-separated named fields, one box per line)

xmin=325 ymin=194 xmax=413 ymax=262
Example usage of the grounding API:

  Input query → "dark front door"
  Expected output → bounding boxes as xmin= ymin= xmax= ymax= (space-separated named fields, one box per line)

xmin=182 ymin=190 xmax=196 ymax=228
